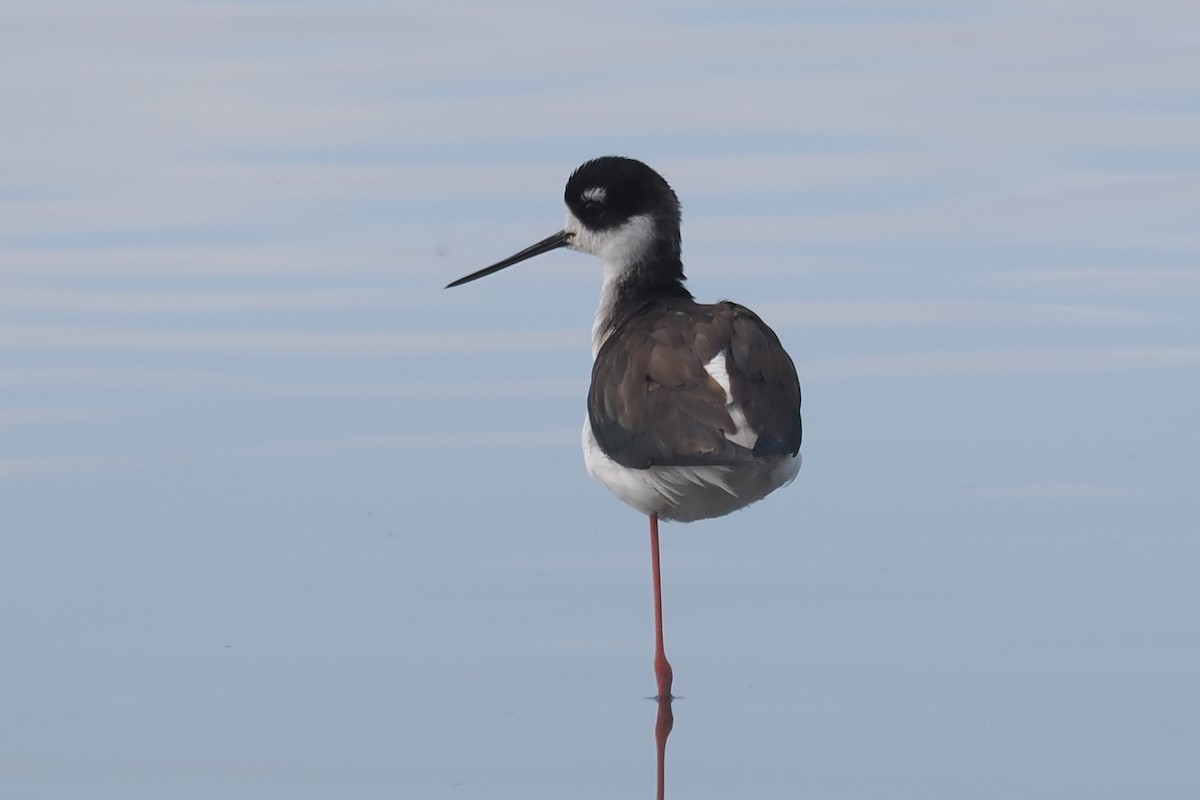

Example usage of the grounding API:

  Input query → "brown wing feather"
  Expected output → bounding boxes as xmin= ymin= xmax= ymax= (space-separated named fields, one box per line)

xmin=589 ymin=298 xmax=801 ymax=469
xmin=727 ymin=310 xmax=803 ymax=457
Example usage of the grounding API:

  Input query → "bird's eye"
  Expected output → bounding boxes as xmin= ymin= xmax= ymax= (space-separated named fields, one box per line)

xmin=582 ymin=200 xmax=605 ymax=219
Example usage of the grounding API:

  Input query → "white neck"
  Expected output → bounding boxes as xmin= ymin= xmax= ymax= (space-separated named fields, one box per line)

xmin=564 ymin=209 xmax=659 ymax=356
xmin=591 ymin=261 xmax=627 ymax=356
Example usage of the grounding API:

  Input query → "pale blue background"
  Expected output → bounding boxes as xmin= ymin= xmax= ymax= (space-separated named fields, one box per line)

xmin=3 ymin=1 xmax=1199 ymax=797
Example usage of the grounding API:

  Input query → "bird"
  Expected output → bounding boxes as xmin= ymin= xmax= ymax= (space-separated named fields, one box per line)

xmin=446 ymin=156 xmax=802 ymax=699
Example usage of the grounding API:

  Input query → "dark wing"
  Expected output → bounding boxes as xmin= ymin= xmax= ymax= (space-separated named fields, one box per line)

xmin=726 ymin=305 xmax=803 ymax=458
xmin=588 ymin=299 xmax=802 ymax=469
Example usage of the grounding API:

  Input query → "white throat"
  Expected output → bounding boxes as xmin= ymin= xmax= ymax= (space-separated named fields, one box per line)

xmin=564 ymin=209 xmax=659 ymax=355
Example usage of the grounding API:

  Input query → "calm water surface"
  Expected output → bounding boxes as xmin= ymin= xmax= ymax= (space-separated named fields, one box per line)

xmin=3 ymin=2 xmax=1199 ymax=797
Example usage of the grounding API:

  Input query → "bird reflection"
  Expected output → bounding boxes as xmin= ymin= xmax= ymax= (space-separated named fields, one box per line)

xmin=654 ymin=695 xmax=674 ymax=799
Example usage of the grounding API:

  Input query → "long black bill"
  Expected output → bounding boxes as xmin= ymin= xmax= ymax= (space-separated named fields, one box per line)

xmin=445 ymin=230 xmax=573 ymax=289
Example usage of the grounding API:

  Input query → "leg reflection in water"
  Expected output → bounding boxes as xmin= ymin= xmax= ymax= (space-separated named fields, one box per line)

xmin=654 ymin=695 xmax=674 ymax=800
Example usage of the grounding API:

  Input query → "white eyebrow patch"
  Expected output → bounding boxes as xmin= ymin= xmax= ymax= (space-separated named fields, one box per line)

xmin=582 ymin=187 xmax=606 ymax=203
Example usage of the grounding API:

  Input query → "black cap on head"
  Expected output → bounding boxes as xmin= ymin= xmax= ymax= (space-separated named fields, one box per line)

xmin=564 ymin=156 xmax=681 ymax=236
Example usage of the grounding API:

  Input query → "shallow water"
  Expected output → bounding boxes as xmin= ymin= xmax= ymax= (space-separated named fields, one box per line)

xmin=3 ymin=2 xmax=1200 ymax=797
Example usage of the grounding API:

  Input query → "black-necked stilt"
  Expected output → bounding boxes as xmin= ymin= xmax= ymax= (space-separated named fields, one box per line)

xmin=447 ymin=156 xmax=802 ymax=699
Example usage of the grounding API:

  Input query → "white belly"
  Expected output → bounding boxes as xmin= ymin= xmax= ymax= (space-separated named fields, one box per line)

xmin=582 ymin=420 xmax=801 ymax=522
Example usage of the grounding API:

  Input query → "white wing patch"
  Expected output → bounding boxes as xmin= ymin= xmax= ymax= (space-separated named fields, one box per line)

xmin=704 ymin=351 xmax=758 ymax=450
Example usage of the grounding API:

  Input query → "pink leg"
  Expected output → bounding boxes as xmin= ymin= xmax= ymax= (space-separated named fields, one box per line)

xmin=650 ymin=513 xmax=674 ymax=699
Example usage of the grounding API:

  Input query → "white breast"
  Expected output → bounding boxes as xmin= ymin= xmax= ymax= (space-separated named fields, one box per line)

xmin=582 ymin=419 xmax=801 ymax=523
